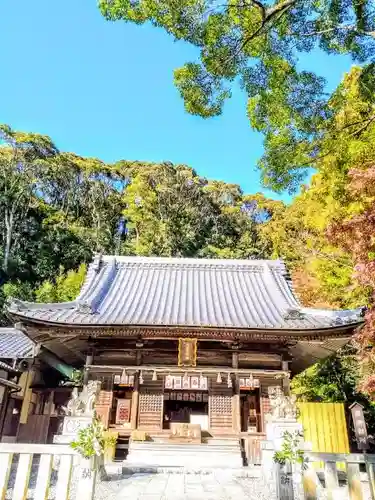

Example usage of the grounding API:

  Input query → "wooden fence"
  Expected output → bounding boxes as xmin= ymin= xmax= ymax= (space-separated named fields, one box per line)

xmin=0 ymin=443 xmax=97 ymax=500
xmin=242 ymin=433 xmax=266 ymax=465
xmin=298 ymin=402 xmax=350 ymax=454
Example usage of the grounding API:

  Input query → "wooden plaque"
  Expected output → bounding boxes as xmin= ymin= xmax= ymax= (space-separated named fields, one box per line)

xmin=116 ymin=399 xmax=131 ymax=424
xmin=178 ymin=338 xmax=197 ymax=367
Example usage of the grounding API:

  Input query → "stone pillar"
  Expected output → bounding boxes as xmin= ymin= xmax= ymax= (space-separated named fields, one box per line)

xmin=261 ymin=387 xmax=305 ymax=499
xmin=262 ymin=417 xmax=304 ymax=499
xmin=76 ymin=457 xmax=98 ymax=500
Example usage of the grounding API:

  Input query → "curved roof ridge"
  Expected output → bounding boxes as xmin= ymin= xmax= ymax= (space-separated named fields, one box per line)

xmin=77 ymin=257 xmax=117 ymax=314
xmin=9 ymin=297 xmax=78 ymax=312
xmin=101 ymin=255 xmax=287 ymax=269
xmin=300 ymin=306 xmax=365 ymax=319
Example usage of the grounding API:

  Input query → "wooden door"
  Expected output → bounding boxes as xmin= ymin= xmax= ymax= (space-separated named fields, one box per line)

xmin=92 ymin=373 xmax=114 ymax=428
xmin=209 ymin=380 xmax=233 ymax=432
xmin=138 ymin=377 xmax=163 ymax=430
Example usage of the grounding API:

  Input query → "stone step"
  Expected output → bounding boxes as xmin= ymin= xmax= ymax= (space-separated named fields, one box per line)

xmin=129 ymin=440 xmax=241 ymax=447
xmin=104 ymin=462 xmax=261 ymax=478
xmin=129 ymin=444 xmax=241 ymax=455
xmin=126 ymin=453 xmax=243 ymax=467
xmin=126 ymin=438 xmax=244 ymax=468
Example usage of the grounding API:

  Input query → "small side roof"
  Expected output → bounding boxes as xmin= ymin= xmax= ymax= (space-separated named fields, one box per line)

xmin=7 ymin=255 xmax=364 ymax=332
xmin=0 ymin=328 xmax=36 ymax=359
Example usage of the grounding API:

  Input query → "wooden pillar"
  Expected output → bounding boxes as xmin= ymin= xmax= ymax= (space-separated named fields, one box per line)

xmin=0 ymin=386 xmax=10 ymax=438
xmin=131 ymin=373 xmax=140 ymax=430
xmin=282 ymin=360 xmax=290 ymax=395
xmin=83 ymin=352 xmax=94 ymax=385
xmin=232 ymin=352 xmax=241 ymax=433
xmin=20 ymin=371 xmax=33 ymax=425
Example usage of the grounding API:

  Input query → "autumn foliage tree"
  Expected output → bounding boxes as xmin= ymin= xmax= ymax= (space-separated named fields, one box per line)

xmin=328 ymin=166 xmax=375 ymax=394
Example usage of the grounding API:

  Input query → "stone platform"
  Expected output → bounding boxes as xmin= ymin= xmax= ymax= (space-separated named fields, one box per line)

xmin=125 ymin=438 xmax=243 ymax=468
xmin=96 ymin=467 xmax=277 ymax=500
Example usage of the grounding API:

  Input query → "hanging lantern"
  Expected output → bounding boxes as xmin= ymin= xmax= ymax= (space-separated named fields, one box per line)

xmin=227 ymin=372 xmax=232 ymax=388
xmin=139 ymin=371 xmax=144 ymax=384
xmin=216 ymin=372 xmax=222 ymax=384
xmin=152 ymin=370 xmax=157 ymax=381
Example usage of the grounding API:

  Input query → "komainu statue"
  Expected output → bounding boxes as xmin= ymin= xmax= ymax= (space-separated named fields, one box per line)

xmin=64 ymin=380 xmax=101 ymax=417
xmin=268 ymin=386 xmax=298 ymax=420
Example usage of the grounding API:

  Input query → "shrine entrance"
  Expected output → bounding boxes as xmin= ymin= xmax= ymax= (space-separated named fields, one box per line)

xmin=163 ymin=375 xmax=209 ymax=432
xmin=163 ymin=391 xmax=209 ymax=430
xmin=240 ymin=390 xmax=261 ymax=433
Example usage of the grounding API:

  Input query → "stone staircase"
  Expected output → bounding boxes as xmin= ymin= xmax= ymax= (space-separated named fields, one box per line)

xmin=124 ymin=438 xmax=244 ymax=469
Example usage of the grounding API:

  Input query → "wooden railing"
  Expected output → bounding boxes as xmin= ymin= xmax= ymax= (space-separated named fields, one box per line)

xmin=242 ymin=433 xmax=266 ymax=465
xmin=303 ymin=452 xmax=375 ymax=500
xmin=0 ymin=443 xmax=97 ymax=500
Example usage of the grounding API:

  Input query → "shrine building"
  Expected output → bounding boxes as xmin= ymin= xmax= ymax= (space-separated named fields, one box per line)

xmin=6 ymin=255 xmax=363 ymax=463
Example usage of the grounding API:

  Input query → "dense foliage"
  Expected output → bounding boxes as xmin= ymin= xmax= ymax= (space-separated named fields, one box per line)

xmin=259 ymin=65 xmax=375 ymax=398
xmin=292 ymin=346 xmax=375 ymax=436
xmin=99 ymin=0 xmax=375 ymax=192
xmin=0 ymin=124 xmax=274 ymax=323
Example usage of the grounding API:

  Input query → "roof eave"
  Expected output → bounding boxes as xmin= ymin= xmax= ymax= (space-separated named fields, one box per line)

xmin=10 ymin=313 xmax=363 ymax=340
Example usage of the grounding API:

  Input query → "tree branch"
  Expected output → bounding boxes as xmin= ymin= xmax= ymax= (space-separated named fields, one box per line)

xmin=247 ymin=0 xmax=266 ymax=20
xmin=242 ymin=0 xmax=297 ymax=45
xmin=349 ymin=115 xmax=375 ymax=137
xmin=287 ymin=23 xmax=375 ymax=39
xmin=265 ymin=0 xmax=297 ymax=19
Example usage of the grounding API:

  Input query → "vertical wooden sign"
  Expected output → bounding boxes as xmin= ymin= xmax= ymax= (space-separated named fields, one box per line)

xmin=349 ymin=402 xmax=369 ymax=450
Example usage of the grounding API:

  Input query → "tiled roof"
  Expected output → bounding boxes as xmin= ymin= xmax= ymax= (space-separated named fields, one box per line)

xmin=0 ymin=328 xmax=35 ymax=359
xmin=8 ymin=256 xmax=364 ymax=331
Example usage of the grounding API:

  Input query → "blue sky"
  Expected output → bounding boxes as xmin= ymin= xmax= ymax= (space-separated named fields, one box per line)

xmin=0 ymin=0 xmax=353 ymax=201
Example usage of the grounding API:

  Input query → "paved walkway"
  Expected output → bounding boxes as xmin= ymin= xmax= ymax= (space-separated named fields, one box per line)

xmin=95 ymin=471 xmax=277 ymax=500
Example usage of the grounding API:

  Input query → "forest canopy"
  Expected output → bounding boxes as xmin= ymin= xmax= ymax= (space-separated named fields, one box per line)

xmin=0 ymin=123 xmax=277 ymax=322
xmin=99 ymin=0 xmax=375 ymax=192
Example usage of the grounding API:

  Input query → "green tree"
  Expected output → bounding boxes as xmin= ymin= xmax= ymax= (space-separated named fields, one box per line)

xmin=0 ymin=124 xmax=58 ymax=273
xmin=35 ymin=264 xmax=87 ymax=303
xmin=292 ymin=345 xmax=375 ymax=436
xmin=119 ymin=162 xmax=273 ymax=258
xmin=99 ymin=1 xmax=375 ymax=191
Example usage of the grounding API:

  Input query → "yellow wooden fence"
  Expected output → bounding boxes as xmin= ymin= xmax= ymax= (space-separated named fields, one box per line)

xmin=298 ymin=402 xmax=350 ymax=454
xmin=298 ymin=403 xmax=350 ymax=470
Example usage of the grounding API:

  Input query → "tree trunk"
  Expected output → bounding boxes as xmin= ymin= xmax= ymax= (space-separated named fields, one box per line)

xmin=3 ymin=209 xmax=14 ymax=273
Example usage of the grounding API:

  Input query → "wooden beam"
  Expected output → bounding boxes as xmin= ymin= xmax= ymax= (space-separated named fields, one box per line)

xmin=88 ymin=364 xmax=288 ymax=377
